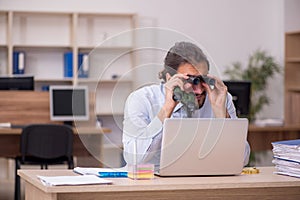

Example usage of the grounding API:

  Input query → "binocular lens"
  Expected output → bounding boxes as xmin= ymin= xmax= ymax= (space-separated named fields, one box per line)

xmin=186 ymin=75 xmax=215 ymax=87
xmin=192 ymin=77 xmax=201 ymax=85
xmin=187 ymin=76 xmax=203 ymax=85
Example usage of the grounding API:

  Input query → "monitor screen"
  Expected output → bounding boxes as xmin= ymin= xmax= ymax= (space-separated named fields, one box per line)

xmin=223 ymin=81 xmax=251 ymax=117
xmin=49 ymin=85 xmax=89 ymax=121
xmin=0 ymin=76 xmax=34 ymax=90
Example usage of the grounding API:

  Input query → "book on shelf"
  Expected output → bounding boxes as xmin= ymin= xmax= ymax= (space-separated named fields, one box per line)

xmin=272 ymin=139 xmax=300 ymax=178
xmin=78 ymin=53 xmax=89 ymax=78
xmin=64 ymin=52 xmax=73 ymax=78
xmin=64 ymin=52 xmax=89 ymax=78
xmin=13 ymin=51 xmax=25 ymax=74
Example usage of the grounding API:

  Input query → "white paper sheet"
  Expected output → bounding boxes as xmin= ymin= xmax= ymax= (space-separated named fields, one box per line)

xmin=37 ymin=175 xmax=112 ymax=186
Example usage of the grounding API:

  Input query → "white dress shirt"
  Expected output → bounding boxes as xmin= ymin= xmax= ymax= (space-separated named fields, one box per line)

xmin=122 ymin=83 xmax=250 ymax=169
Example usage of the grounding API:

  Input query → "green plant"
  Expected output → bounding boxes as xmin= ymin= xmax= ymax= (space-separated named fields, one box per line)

xmin=224 ymin=49 xmax=281 ymax=122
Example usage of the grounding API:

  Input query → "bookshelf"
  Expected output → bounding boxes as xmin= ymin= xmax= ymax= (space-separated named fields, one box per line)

xmin=0 ymin=10 xmax=137 ymax=115
xmin=0 ymin=11 xmax=8 ymax=74
xmin=285 ymin=30 xmax=300 ymax=125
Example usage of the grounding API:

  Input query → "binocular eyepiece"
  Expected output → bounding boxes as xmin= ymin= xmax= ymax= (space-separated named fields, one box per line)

xmin=186 ymin=75 xmax=215 ymax=89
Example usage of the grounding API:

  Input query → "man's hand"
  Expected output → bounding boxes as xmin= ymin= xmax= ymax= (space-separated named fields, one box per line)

xmin=202 ymin=75 xmax=228 ymax=118
xmin=157 ymin=73 xmax=189 ymax=122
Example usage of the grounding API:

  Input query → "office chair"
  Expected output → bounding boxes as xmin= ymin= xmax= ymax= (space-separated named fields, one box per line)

xmin=15 ymin=124 xmax=74 ymax=200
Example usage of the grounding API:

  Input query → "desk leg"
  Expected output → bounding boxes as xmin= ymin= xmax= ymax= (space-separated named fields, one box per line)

xmin=8 ymin=159 xmax=14 ymax=180
xmin=25 ymin=181 xmax=57 ymax=200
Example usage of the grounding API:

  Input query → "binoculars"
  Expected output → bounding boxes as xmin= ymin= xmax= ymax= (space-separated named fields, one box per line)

xmin=186 ymin=75 xmax=215 ymax=89
xmin=172 ymin=75 xmax=215 ymax=117
xmin=173 ymin=86 xmax=196 ymax=117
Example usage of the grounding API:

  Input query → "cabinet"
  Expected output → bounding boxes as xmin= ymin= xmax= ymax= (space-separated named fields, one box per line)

xmin=285 ymin=31 xmax=300 ymax=125
xmin=0 ymin=10 xmax=137 ymax=115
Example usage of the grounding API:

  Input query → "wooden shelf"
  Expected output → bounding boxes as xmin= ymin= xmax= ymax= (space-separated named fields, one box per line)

xmin=286 ymin=57 xmax=300 ymax=62
xmin=285 ymin=86 xmax=300 ymax=92
xmin=13 ymin=44 xmax=72 ymax=49
xmin=286 ymin=30 xmax=300 ymax=35
xmin=11 ymin=10 xmax=72 ymax=16
xmin=285 ymin=31 xmax=300 ymax=125
xmin=0 ymin=10 xmax=137 ymax=115
xmin=78 ymin=46 xmax=133 ymax=50
xmin=248 ymin=124 xmax=300 ymax=132
xmin=78 ymin=78 xmax=132 ymax=83
xmin=35 ymin=78 xmax=73 ymax=82
xmin=78 ymin=12 xmax=136 ymax=17
xmin=0 ymin=12 xmax=8 ymax=47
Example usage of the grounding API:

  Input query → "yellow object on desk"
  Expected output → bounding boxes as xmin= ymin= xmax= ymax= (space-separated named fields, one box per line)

xmin=242 ymin=167 xmax=260 ymax=174
xmin=127 ymin=164 xmax=154 ymax=180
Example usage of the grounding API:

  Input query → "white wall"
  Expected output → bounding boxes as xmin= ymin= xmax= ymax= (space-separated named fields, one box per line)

xmin=285 ymin=0 xmax=300 ymax=32
xmin=0 ymin=0 xmax=286 ymax=119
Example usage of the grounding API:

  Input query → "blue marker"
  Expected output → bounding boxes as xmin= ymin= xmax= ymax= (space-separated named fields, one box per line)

xmin=98 ymin=171 xmax=128 ymax=178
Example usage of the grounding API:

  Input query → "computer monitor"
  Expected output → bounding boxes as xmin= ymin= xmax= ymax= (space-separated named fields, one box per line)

xmin=49 ymin=85 xmax=89 ymax=122
xmin=223 ymin=81 xmax=251 ymax=117
xmin=0 ymin=76 xmax=34 ymax=90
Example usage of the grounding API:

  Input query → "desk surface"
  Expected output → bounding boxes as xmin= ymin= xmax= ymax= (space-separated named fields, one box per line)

xmin=248 ymin=124 xmax=300 ymax=132
xmin=0 ymin=127 xmax=111 ymax=162
xmin=19 ymin=167 xmax=300 ymax=200
xmin=0 ymin=126 xmax=111 ymax=135
xmin=3 ymin=124 xmax=299 ymax=156
xmin=248 ymin=124 xmax=300 ymax=151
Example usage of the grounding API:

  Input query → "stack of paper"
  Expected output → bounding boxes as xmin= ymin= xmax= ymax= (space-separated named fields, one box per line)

xmin=272 ymin=139 xmax=300 ymax=178
xmin=37 ymin=175 xmax=112 ymax=186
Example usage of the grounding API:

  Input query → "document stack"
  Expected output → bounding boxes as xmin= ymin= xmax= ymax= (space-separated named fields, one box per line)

xmin=272 ymin=139 xmax=300 ymax=178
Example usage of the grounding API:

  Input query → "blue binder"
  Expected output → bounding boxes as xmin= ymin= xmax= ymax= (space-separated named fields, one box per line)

xmin=64 ymin=52 xmax=73 ymax=78
xmin=13 ymin=51 xmax=25 ymax=74
xmin=272 ymin=139 xmax=300 ymax=146
xmin=78 ymin=53 xmax=89 ymax=78
xmin=64 ymin=52 xmax=89 ymax=78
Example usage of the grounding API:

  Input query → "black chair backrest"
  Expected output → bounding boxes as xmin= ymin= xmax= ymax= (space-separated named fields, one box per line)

xmin=20 ymin=124 xmax=73 ymax=160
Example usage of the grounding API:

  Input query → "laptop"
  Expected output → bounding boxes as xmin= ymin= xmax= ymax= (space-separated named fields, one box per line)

xmin=156 ymin=118 xmax=248 ymax=176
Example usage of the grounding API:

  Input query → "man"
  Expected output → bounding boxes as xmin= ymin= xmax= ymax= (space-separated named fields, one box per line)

xmin=122 ymin=41 xmax=250 ymax=169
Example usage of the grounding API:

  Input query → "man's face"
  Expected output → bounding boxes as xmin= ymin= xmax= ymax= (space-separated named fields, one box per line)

xmin=177 ymin=62 xmax=209 ymax=109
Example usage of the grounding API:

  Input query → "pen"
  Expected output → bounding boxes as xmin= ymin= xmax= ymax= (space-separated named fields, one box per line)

xmin=98 ymin=172 xmax=128 ymax=178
